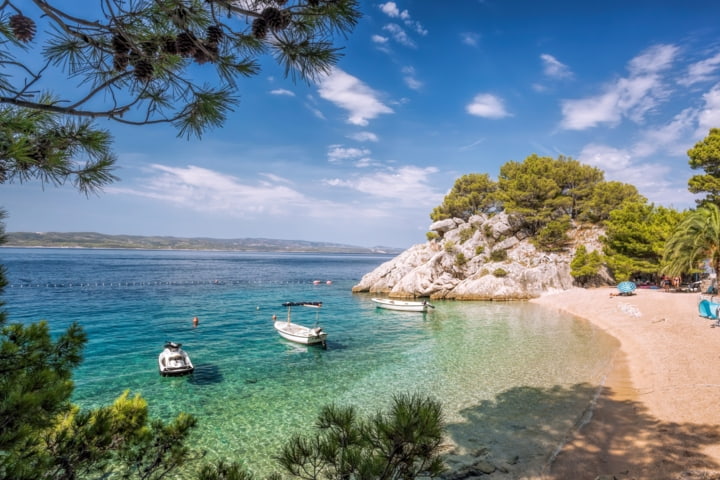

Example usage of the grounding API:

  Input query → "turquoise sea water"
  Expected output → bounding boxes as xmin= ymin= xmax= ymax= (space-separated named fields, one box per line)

xmin=1 ymin=248 xmax=618 ymax=476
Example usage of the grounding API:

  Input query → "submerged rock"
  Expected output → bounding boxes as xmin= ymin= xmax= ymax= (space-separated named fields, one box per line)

xmin=352 ymin=213 xmax=611 ymax=300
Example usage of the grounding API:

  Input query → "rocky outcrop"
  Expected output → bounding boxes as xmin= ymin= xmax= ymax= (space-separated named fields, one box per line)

xmin=352 ymin=213 xmax=611 ymax=300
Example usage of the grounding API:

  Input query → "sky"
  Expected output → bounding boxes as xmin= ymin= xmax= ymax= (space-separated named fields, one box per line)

xmin=4 ymin=1 xmax=720 ymax=249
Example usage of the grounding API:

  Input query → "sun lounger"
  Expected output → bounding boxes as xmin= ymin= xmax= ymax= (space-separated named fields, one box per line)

xmin=698 ymin=299 xmax=720 ymax=319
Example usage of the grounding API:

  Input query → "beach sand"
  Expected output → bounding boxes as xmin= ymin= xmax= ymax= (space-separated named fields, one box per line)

xmin=530 ymin=287 xmax=720 ymax=480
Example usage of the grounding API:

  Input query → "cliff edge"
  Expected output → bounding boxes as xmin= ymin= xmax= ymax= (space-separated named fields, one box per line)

xmin=352 ymin=213 xmax=610 ymax=300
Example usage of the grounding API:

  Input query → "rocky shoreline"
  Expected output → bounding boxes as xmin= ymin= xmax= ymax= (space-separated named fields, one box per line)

xmin=353 ymin=213 xmax=609 ymax=300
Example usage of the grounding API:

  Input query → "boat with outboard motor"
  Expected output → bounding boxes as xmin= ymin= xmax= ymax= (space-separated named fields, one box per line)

xmin=371 ymin=297 xmax=434 ymax=312
xmin=158 ymin=341 xmax=194 ymax=376
xmin=273 ymin=302 xmax=327 ymax=347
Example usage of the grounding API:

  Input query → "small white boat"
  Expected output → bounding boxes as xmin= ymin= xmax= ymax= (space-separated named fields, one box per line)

xmin=274 ymin=302 xmax=328 ymax=347
xmin=158 ymin=341 xmax=194 ymax=376
xmin=371 ymin=297 xmax=434 ymax=312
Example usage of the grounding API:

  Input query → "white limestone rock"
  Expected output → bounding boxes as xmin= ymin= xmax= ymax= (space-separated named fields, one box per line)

xmin=352 ymin=215 xmax=610 ymax=300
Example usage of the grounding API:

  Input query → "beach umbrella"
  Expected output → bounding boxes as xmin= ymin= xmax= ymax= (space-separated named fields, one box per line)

xmin=617 ymin=281 xmax=636 ymax=294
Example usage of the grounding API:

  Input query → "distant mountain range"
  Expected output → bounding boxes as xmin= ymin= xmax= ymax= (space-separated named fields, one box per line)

xmin=3 ymin=232 xmax=404 ymax=254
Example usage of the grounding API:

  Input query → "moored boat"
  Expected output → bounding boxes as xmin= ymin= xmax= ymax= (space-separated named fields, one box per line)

xmin=371 ymin=297 xmax=434 ymax=312
xmin=158 ymin=341 xmax=194 ymax=376
xmin=274 ymin=302 xmax=327 ymax=347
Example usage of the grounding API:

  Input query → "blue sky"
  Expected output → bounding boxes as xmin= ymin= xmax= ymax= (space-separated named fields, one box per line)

xmin=4 ymin=1 xmax=720 ymax=248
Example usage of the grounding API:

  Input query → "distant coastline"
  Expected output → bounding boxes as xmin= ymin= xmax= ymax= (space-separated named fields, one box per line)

xmin=3 ymin=232 xmax=404 ymax=255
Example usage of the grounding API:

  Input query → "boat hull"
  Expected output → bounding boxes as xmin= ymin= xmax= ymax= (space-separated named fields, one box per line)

xmin=158 ymin=344 xmax=194 ymax=376
xmin=371 ymin=298 xmax=431 ymax=312
xmin=274 ymin=321 xmax=327 ymax=346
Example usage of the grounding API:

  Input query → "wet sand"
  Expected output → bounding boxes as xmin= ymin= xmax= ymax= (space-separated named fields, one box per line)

xmin=531 ymin=287 xmax=720 ymax=480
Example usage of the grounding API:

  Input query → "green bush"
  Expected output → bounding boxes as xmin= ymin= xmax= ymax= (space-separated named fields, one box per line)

xmin=493 ymin=268 xmax=508 ymax=277
xmin=475 ymin=245 xmax=485 ymax=255
xmin=458 ymin=226 xmax=475 ymax=243
xmin=455 ymin=252 xmax=467 ymax=266
xmin=533 ymin=216 xmax=571 ymax=252
xmin=490 ymin=249 xmax=507 ymax=262
xmin=426 ymin=231 xmax=440 ymax=241
xmin=443 ymin=241 xmax=456 ymax=253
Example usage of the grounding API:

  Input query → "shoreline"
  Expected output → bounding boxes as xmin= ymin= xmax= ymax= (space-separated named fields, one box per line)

xmin=529 ymin=288 xmax=720 ymax=480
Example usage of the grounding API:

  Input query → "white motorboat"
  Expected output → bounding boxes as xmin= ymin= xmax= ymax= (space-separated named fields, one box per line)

xmin=274 ymin=302 xmax=328 ymax=347
xmin=371 ymin=297 xmax=434 ymax=312
xmin=158 ymin=341 xmax=194 ymax=376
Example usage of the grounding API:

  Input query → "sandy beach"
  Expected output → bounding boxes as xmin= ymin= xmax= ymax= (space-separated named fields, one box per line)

xmin=530 ymin=287 xmax=720 ymax=480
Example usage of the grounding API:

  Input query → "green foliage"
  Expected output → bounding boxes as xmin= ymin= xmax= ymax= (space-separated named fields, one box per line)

xmin=443 ymin=241 xmax=456 ymax=253
xmin=489 ymin=249 xmax=507 ymax=262
xmin=497 ymin=154 xmax=605 ymax=233
xmin=602 ymin=201 xmax=684 ymax=281
xmin=197 ymin=461 xmax=254 ymax=480
xmin=274 ymin=394 xmax=446 ymax=480
xmin=430 ymin=173 xmax=498 ymax=221
xmin=578 ymin=181 xmax=645 ymax=223
xmin=475 ymin=245 xmax=485 ymax=255
xmin=455 ymin=252 xmax=468 ymax=266
xmin=0 ymin=319 xmax=86 ymax=471
xmin=1 ymin=1 xmax=361 ymax=138
xmin=0 ymin=1 xmax=361 ymax=192
xmin=570 ymin=245 xmax=604 ymax=286
xmin=687 ymin=128 xmax=720 ymax=205
xmin=458 ymin=226 xmax=475 ymax=243
xmin=0 ymin=100 xmax=119 ymax=194
xmin=532 ymin=216 xmax=572 ymax=252
xmin=426 ymin=231 xmax=440 ymax=242
xmin=663 ymin=203 xmax=720 ymax=278
xmin=492 ymin=268 xmax=508 ymax=277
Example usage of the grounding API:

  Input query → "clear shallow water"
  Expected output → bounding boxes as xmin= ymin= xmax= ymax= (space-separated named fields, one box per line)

xmin=1 ymin=248 xmax=618 ymax=476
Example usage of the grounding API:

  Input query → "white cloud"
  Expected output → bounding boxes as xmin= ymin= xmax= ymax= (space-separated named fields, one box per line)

xmin=560 ymin=44 xmax=678 ymax=130
xmin=628 ymin=44 xmax=678 ymax=75
xmin=402 ymin=66 xmax=422 ymax=90
xmin=577 ymin=143 xmax=696 ymax=207
xmin=540 ymin=54 xmax=573 ymax=79
xmin=632 ymin=108 xmax=696 ymax=158
xmin=578 ymin=144 xmax=662 ymax=194
xmin=379 ymin=2 xmax=401 ymax=17
xmin=578 ymin=143 xmax=633 ymax=171
xmin=372 ymin=34 xmax=389 ymax=44
xmin=466 ymin=93 xmax=511 ymax=118
xmin=697 ymin=83 xmax=720 ymax=135
xmin=327 ymin=145 xmax=372 ymax=163
xmin=377 ymin=3 xmax=426 ymax=48
xmin=324 ymin=166 xmax=442 ymax=207
xmin=269 ymin=89 xmax=295 ymax=96
xmin=461 ymin=32 xmax=480 ymax=47
xmin=383 ymin=23 xmax=415 ymax=48
xmin=317 ymin=68 xmax=393 ymax=126
xmin=111 ymin=165 xmax=308 ymax=216
xmin=348 ymin=131 xmax=379 ymax=142
xmin=680 ymin=52 xmax=720 ymax=86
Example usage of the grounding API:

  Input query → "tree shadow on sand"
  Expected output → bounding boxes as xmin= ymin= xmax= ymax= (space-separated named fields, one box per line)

xmin=443 ymin=384 xmax=720 ymax=480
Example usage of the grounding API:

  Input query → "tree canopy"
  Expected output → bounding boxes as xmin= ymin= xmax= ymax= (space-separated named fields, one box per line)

xmin=0 ymin=1 xmax=361 ymax=194
xmin=687 ymin=127 xmax=720 ymax=205
xmin=1 ymin=0 xmax=360 ymax=137
xmin=663 ymin=203 xmax=720 ymax=278
xmin=431 ymin=155 xmax=641 ymax=253
xmin=602 ymin=201 xmax=684 ymax=281
xmin=430 ymin=173 xmax=498 ymax=221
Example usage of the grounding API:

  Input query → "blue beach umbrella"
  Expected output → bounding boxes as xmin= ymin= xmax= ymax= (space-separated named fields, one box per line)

xmin=617 ymin=281 xmax=636 ymax=294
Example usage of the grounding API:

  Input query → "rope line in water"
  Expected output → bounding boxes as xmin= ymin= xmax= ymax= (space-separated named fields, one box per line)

xmin=8 ymin=279 xmax=334 ymax=288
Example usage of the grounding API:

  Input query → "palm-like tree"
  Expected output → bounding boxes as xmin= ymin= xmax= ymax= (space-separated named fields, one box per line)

xmin=663 ymin=203 xmax=720 ymax=278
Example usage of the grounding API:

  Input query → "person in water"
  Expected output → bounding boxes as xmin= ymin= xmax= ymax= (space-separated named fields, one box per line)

xmin=193 ymin=316 xmax=199 ymax=327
